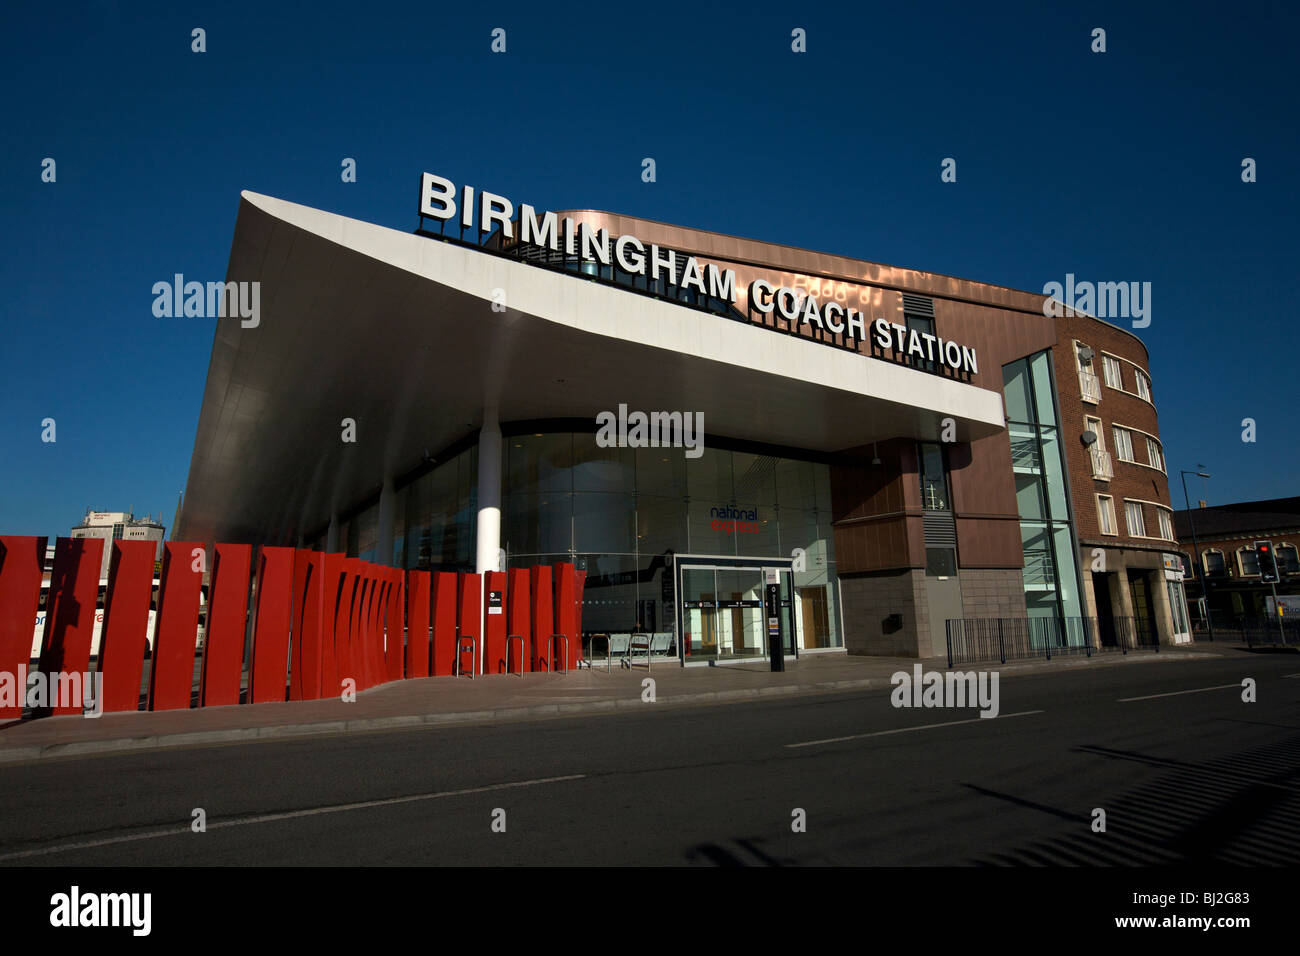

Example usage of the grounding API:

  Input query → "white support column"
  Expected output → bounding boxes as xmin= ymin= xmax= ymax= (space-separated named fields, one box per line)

xmin=326 ymin=513 xmax=340 ymax=554
xmin=376 ymin=476 xmax=396 ymax=567
xmin=475 ymin=408 xmax=502 ymax=673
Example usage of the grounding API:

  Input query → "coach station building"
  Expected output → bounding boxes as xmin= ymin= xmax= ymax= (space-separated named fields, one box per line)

xmin=175 ymin=177 xmax=1184 ymax=661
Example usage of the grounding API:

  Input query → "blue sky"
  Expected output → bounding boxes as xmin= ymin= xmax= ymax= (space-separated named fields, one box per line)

xmin=1 ymin=1 xmax=1296 ymax=538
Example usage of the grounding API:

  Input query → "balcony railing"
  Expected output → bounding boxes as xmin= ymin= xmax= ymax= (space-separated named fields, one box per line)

xmin=1010 ymin=435 xmax=1041 ymax=472
xmin=1079 ymin=370 xmax=1101 ymax=403
xmin=1089 ymin=446 xmax=1113 ymax=480
xmin=1022 ymin=548 xmax=1056 ymax=589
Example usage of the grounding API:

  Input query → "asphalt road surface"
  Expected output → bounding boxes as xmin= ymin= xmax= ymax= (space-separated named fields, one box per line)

xmin=0 ymin=653 xmax=1296 ymax=866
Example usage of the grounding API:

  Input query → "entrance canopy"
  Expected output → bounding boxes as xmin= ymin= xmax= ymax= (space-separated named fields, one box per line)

xmin=177 ymin=192 xmax=1007 ymax=544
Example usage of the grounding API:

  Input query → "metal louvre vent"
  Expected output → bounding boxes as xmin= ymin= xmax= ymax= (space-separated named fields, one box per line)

xmin=902 ymin=293 xmax=935 ymax=317
xmin=923 ymin=512 xmax=957 ymax=547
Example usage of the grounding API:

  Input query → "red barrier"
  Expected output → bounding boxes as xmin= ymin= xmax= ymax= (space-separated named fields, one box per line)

xmin=149 ymin=541 xmax=202 ymax=711
xmin=98 ymin=541 xmax=154 ymax=713
xmin=336 ymin=561 xmax=359 ymax=692
xmin=320 ymin=553 xmax=345 ymax=698
xmin=529 ymin=565 xmax=553 ymax=671
xmin=201 ymin=543 xmax=252 ymax=707
xmin=405 ymin=571 xmax=430 ymax=678
xmin=431 ymin=571 xmax=458 ymax=675
xmin=483 ymin=571 xmax=507 ymax=674
xmin=248 ymin=546 xmax=294 ymax=704
xmin=347 ymin=563 xmax=366 ymax=690
xmin=39 ymin=537 xmax=104 ymax=715
xmin=506 ymin=568 xmax=531 ymax=673
xmin=370 ymin=572 xmax=389 ymax=687
xmin=457 ymin=573 xmax=481 ymax=675
xmin=366 ymin=570 xmax=385 ymax=689
xmin=289 ymin=550 xmax=323 ymax=701
xmin=0 ymin=536 xmax=47 ymax=719
xmin=553 ymin=562 xmax=580 ymax=670
xmin=575 ymin=569 xmax=587 ymax=653
xmin=385 ymin=569 xmax=405 ymax=682
xmin=354 ymin=570 xmax=372 ymax=691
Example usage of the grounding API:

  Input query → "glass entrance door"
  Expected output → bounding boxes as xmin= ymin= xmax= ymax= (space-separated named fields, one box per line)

xmin=681 ymin=567 xmax=718 ymax=659
xmin=677 ymin=560 xmax=794 ymax=663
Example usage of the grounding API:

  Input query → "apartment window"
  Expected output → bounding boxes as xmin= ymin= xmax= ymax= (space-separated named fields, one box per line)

xmin=1113 ymin=426 xmax=1135 ymax=462
xmin=1124 ymin=500 xmax=1146 ymax=537
xmin=1085 ymin=416 xmax=1104 ymax=447
xmin=1179 ymin=552 xmax=1195 ymax=578
xmin=1145 ymin=437 xmax=1164 ymax=472
xmin=1156 ymin=507 xmax=1174 ymax=541
xmin=1135 ymin=369 xmax=1152 ymax=401
xmin=1097 ymin=495 xmax=1117 ymax=535
xmin=1204 ymin=550 xmax=1226 ymax=577
xmin=1278 ymin=544 xmax=1300 ymax=576
xmin=1102 ymin=355 xmax=1123 ymax=389
xmin=1238 ymin=546 xmax=1261 ymax=576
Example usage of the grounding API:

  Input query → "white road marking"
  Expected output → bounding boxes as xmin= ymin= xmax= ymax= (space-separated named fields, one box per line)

xmin=1282 ymin=673 xmax=1300 ymax=679
xmin=784 ymin=710 xmax=1045 ymax=749
xmin=0 ymin=773 xmax=586 ymax=862
xmin=1118 ymin=683 xmax=1242 ymax=702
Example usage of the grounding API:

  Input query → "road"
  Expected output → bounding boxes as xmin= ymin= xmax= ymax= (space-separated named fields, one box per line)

xmin=0 ymin=652 xmax=1296 ymax=865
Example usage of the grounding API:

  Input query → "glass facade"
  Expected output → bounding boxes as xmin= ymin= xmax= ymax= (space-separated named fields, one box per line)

xmin=1003 ymin=352 xmax=1084 ymax=639
xmin=317 ymin=431 xmax=843 ymax=657
xmin=501 ymin=432 xmax=842 ymax=652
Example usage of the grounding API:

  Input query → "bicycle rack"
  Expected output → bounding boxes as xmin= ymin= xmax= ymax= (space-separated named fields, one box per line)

xmin=506 ymin=634 xmax=525 ymax=677
xmin=549 ymin=633 xmax=569 ymax=675
xmin=454 ymin=635 xmax=477 ymax=678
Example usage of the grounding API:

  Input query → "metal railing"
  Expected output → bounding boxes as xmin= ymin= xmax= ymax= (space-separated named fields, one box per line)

xmin=1021 ymin=549 xmax=1056 ymax=588
xmin=1191 ymin=616 xmax=1300 ymax=647
xmin=1079 ymin=370 xmax=1101 ymax=403
xmin=505 ymin=634 xmax=525 ymax=676
xmin=1089 ymin=446 xmax=1113 ymax=480
xmin=1009 ymin=436 xmax=1041 ymax=472
xmin=945 ymin=616 xmax=1159 ymax=667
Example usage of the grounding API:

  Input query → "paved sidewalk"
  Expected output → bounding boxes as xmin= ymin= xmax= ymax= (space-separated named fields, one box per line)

xmin=0 ymin=647 xmax=1222 ymax=765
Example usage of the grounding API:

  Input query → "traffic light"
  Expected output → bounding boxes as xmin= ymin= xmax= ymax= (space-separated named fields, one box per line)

xmin=1255 ymin=540 xmax=1280 ymax=584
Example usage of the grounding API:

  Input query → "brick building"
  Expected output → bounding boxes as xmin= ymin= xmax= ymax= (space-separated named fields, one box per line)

xmin=1051 ymin=313 xmax=1187 ymax=645
xmin=1173 ymin=497 xmax=1300 ymax=623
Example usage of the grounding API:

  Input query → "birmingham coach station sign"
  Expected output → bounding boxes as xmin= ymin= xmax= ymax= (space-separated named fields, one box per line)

xmin=417 ymin=172 xmax=979 ymax=377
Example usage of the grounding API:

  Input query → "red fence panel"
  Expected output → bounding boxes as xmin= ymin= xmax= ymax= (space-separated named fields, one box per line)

xmin=98 ymin=540 xmax=154 ymax=714
xmin=201 ymin=543 xmax=252 ymax=707
xmin=457 ymin=573 xmax=481 ymax=675
xmin=0 ymin=536 xmax=47 ymax=719
xmin=370 ymin=571 xmax=388 ymax=687
xmin=553 ymin=562 xmax=579 ymax=670
xmin=506 ymin=568 xmax=531 ymax=674
xmin=248 ymin=546 xmax=294 ymax=704
xmin=483 ymin=571 xmax=507 ymax=674
xmin=289 ymin=550 xmax=323 ymax=701
xmin=149 ymin=541 xmax=202 ymax=712
xmin=385 ymin=568 xmax=405 ymax=682
xmin=320 ymin=553 xmax=345 ymax=699
xmin=575 ymin=569 xmax=587 ymax=658
xmin=405 ymin=570 xmax=430 ymax=678
xmin=529 ymin=565 xmax=553 ymax=672
xmin=335 ymin=561 xmax=358 ymax=692
xmin=39 ymin=536 xmax=104 ymax=715
xmin=431 ymin=571 xmax=458 ymax=676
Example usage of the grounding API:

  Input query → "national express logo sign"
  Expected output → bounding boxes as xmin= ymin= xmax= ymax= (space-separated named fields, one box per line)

xmin=416 ymin=172 xmax=978 ymax=376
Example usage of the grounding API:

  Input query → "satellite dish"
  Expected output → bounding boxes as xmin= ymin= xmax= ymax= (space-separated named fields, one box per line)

xmin=1081 ymin=430 xmax=1097 ymax=446
xmin=1077 ymin=345 xmax=1095 ymax=362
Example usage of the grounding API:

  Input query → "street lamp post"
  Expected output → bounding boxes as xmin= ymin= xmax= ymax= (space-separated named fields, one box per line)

xmin=1181 ymin=470 xmax=1212 ymax=642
